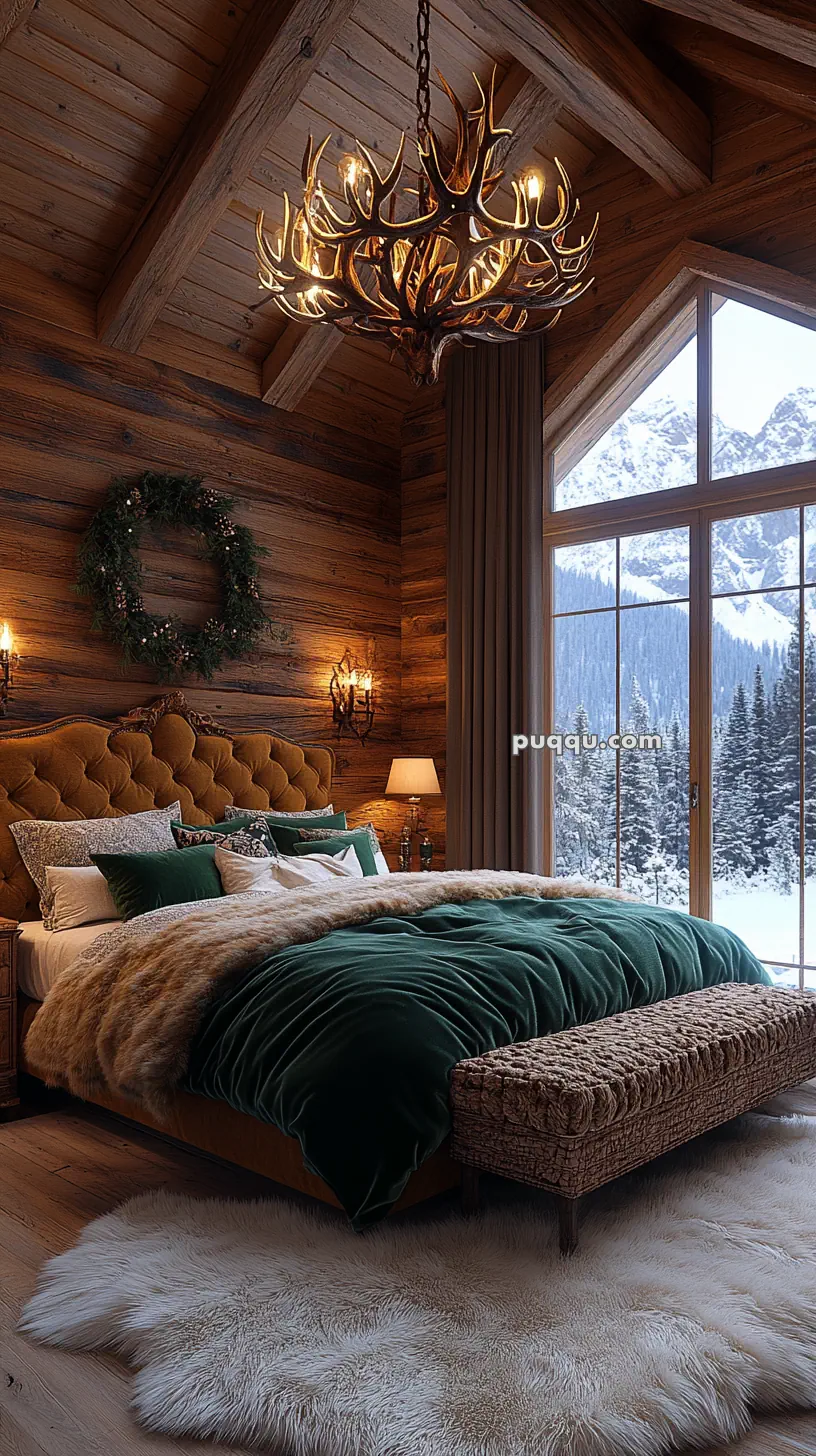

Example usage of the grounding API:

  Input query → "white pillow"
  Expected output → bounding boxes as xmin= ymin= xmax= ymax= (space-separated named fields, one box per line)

xmin=373 ymin=849 xmax=390 ymax=875
xmin=275 ymin=846 xmax=363 ymax=888
xmin=216 ymin=844 xmax=363 ymax=895
xmin=45 ymin=865 xmax=122 ymax=931
xmin=215 ymin=848 xmax=288 ymax=897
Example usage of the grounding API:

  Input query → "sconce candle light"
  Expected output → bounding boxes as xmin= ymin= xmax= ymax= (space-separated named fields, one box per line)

xmin=330 ymin=647 xmax=375 ymax=743
xmin=0 ymin=623 xmax=16 ymax=718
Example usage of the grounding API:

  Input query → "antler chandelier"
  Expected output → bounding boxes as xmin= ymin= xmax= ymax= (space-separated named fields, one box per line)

xmin=255 ymin=0 xmax=598 ymax=387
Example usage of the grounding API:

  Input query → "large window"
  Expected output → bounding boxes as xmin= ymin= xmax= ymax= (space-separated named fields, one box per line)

xmin=553 ymin=529 xmax=689 ymax=906
xmin=546 ymin=281 xmax=816 ymax=988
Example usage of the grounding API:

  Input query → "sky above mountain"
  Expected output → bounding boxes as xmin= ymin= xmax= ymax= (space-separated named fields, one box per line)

xmin=556 ymin=382 xmax=816 ymax=649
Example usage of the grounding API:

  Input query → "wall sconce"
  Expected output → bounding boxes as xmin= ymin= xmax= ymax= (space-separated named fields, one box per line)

xmin=0 ymin=623 xmax=17 ymax=718
xmin=330 ymin=647 xmax=375 ymax=744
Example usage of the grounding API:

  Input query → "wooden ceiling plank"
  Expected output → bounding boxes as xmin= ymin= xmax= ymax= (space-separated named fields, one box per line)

xmin=261 ymin=62 xmax=563 ymax=412
xmin=643 ymin=0 xmax=816 ymax=71
xmin=453 ymin=0 xmax=710 ymax=197
xmin=661 ymin=15 xmax=816 ymax=123
xmin=97 ymin=0 xmax=360 ymax=354
xmin=0 ymin=0 xmax=34 ymax=48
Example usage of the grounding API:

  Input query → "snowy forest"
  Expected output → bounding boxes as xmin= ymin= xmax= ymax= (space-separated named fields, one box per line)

xmin=554 ymin=612 xmax=814 ymax=918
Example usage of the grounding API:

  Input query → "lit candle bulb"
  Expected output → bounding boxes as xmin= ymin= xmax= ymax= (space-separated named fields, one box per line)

xmin=360 ymin=671 xmax=373 ymax=694
xmin=523 ymin=171 xmax=542 ymax=204
xmin=0 ymin=623 xmax=12 ymax=655
xmin=341 ymin=155 xmax=360 ymax=188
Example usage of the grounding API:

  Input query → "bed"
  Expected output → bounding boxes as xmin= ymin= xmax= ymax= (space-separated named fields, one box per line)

xmin=3 ymin=692 xmax=458 ymax=1212
xmin=2 ymin=693 xmax=769 ymax=1227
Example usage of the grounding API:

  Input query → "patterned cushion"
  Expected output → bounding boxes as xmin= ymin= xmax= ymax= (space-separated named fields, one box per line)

xmin=10 ymin=803 xmax=181 ymax=929
xmin=172 ymin=819 xmax=276 ymax=859
xmin=224 ymin=803 xmax=334 ymax=821
xmin=298 ymin=821 xmax=380 ymax=852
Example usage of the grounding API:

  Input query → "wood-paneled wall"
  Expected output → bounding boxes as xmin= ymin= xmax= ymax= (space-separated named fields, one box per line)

xmin=401 ymin=384 xmax=447 ymax=864
xmin=0 ymin=283 xmax=405 ymax=855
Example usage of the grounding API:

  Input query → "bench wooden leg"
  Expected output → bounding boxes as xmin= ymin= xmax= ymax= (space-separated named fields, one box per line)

xmin=461 ymin=1164 xmax=480 ymax=1216
xmin=556 ymin=1195 xmax=580 ymax=1256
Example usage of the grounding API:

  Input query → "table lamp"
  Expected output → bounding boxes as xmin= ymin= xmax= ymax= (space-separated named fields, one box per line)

xmin=386 ymin=757 xmax=441 ymax=870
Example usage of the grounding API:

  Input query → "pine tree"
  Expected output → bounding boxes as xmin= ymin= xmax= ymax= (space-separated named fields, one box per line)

xmin=746 ymin=665 xmax=771 ymax=875
xmin=764 ymin=621 xmax=802 ymax=899
xmin=657 ymin=712 xmax=688 ymax=872
xmin=619 ymin=677 xmax=659 ymax=878
xmin=714 ymin=681 xmax=754 ymax=879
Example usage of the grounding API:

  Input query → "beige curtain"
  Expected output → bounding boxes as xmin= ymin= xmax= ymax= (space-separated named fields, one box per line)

xmin=446 ymin=338 xmax=545 ymax=871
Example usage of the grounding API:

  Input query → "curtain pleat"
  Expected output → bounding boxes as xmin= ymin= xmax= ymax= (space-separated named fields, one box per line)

xmin=446 ymin=338 xmax=545 ymax=872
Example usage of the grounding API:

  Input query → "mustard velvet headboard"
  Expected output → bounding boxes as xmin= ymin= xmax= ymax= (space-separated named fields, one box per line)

xmin=0 ymin=692 xmax=335 ymax=921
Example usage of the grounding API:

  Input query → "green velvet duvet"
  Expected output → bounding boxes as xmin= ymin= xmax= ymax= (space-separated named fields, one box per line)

xmin=183 ymin=895 xmax=768 ymax=1227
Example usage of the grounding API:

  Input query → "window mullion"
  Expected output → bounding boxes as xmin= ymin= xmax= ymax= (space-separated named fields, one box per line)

xmin=689 ymin=511 xmax=711 ymax=920
xmin=697 ymin=284 xmax=712 ymax=492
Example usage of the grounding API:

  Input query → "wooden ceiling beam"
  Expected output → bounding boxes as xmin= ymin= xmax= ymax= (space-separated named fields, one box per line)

xmin=262 ymin=322 xmax=346 ymax=411
xmin=453 ymin=0 xmax=710 ymax=198
xmin=643 ymin=0 xmax=816 ymax=71
xmin=0 ymin=0 xmax=35 ymax=47
xmin=261 ymin=64 xmax=562 ymax=413
xmin=662 ymin=15 xmax=816 ymax=124
xmin=491 ymin=64 xmax=563 ymax=175
xmin=97 ymin=0 xmax=359 ymax=355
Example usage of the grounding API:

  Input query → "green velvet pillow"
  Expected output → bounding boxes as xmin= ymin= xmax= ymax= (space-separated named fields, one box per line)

xmin=91 ymin=844 xmax=224 ymax=921
xmin=263 ymin=812 xmax=348 ymax=855
xmin=291 ymin=830 xmax=378 ymax=877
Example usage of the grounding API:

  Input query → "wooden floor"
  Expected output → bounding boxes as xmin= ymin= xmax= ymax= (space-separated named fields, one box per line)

xmin=0 ymin=1103 xmax=815 ymax=1456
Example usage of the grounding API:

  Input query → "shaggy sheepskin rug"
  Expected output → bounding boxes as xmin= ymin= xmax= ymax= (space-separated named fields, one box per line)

xmin=19 ymin=1109 xmax=816 ymax=1456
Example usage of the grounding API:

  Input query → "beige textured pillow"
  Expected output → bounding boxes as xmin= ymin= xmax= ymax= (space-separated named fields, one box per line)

xmin=10 ymin=803 xmax=181 ymax=929
xmin=45 ymin=865 xmax=122 ymax=931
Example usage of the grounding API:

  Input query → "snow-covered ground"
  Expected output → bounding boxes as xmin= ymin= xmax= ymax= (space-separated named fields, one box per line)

xmin=713 ymin=881 xmax=816 ymax=987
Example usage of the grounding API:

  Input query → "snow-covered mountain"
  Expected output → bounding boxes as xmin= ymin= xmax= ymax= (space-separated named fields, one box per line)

xmin=558 ymin=387 xmax=816 ymax=648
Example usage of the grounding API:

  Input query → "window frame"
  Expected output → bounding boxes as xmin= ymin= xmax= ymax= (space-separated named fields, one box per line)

xmin=543 ymin=275 xmax=816 ymax=972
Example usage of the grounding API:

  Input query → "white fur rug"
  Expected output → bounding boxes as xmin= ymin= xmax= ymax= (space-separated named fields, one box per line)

xmin=20 ymin=1107 xmax=816 ymax=1456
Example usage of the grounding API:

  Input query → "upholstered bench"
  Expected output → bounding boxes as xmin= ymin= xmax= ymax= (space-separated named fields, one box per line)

xmin=450 ymin=982 xmax=816 ymax=1254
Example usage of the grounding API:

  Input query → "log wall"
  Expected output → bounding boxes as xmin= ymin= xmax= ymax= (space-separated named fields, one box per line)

xmin=0 ymin=282 xmax=406 ymax=854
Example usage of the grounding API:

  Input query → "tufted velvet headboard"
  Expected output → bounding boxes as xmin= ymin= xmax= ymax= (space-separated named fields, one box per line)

xmin=0 ymin=692 xmax=334 ymax=921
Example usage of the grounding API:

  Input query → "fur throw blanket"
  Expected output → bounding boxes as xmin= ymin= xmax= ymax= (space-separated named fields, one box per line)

xmin=25 ymin=869 xmax=631 ymax=1117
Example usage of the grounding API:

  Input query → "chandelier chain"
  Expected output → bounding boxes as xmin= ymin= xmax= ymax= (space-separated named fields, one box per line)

xmin=415 ymin=0 xmax=431 ymax=149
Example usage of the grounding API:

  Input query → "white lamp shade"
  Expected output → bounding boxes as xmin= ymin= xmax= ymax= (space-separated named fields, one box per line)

xmin=385 ymin=757 xmax=441 ymax=797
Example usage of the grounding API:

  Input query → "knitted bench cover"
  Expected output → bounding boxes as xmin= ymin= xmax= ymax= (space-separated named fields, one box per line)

xmin=450 ymin=983 xmax=816 ymax=1198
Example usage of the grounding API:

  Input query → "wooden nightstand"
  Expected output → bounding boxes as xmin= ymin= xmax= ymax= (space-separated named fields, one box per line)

xmin=0 ymin=918 xmax=19 ymax=1115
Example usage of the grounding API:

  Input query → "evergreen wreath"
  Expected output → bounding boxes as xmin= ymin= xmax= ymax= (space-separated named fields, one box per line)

xmin=77 ymin=471 xmax=270 ymax=681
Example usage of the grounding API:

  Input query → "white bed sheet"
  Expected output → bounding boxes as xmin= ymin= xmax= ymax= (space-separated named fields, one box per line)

xmin=17 ymin=919 xmax=121 ymax=1001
